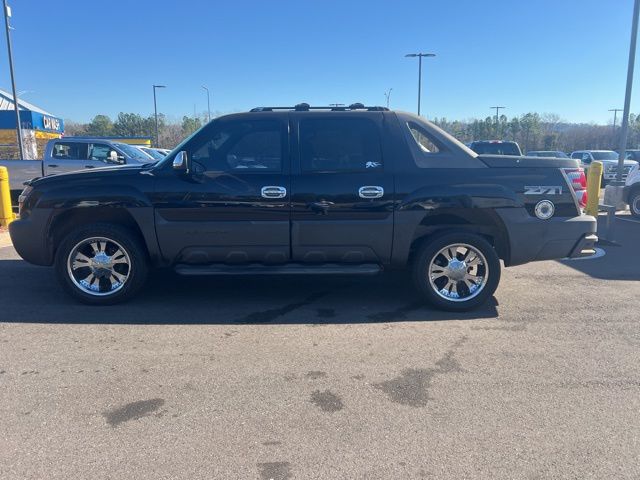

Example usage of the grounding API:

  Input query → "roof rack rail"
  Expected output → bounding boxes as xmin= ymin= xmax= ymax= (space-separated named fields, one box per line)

xmin=250 ymin=103 xmax=389 ymax=113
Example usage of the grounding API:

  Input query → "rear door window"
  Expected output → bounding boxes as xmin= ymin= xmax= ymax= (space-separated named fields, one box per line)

xmin=51 ymin=142 xmax=88 ymax=160
xmin=299 ymin=118 xmax=382 ymax=172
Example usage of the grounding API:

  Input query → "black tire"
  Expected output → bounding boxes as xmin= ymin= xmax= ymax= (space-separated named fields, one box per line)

xmin=630 ymin=189 xmax=640 ymax=218
xmin=411 ymin=231 xmax=501 ymax=311
xmin=54 ymin=223 xmax=149 ymax=305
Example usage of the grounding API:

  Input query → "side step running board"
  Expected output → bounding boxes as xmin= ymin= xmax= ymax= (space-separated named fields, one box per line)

xmin=174 ymin=263 xmax=382 ymax=276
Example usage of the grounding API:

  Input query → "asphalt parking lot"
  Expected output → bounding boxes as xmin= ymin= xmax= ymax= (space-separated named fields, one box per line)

xmin=1 ymin=215 xmax=639 ymax=479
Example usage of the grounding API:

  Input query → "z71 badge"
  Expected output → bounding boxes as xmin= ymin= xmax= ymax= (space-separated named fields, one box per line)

xmin=524 ymin=186 xmax=563 ymax=195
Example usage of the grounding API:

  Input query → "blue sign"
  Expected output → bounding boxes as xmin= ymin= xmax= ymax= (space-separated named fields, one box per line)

xmin=0 ymin=110 xmax=64 ymax=133
xmin=31 ymin=112 xmax=64 ymax=133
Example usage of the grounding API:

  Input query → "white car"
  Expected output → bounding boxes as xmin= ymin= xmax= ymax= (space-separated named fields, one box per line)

xmin=134 ymin=146 xmax=166 ymax=161
xmin=623 ymin=162 xmax=640 ymax=217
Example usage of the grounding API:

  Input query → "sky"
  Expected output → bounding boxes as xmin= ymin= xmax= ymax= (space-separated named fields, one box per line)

xmin=0 ymin=0 xmax=636 ymax=124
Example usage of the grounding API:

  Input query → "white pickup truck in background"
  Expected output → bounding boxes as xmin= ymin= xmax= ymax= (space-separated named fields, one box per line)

xmin=623 ymin=163 xmax=640 ymax=218
xmin=0 ymin=137 xmax=155 ymax=201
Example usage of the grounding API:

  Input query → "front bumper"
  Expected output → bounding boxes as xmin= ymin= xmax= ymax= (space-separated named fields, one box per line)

xmin=8 ymin=209 xmax=54 ymax=266
xmin=495 ymin=208 xmax=597 ymax=266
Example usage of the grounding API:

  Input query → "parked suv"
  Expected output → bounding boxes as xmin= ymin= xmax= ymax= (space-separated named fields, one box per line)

xmin=10 ymin=104 xmax=597 ymax=311
xmin=526 ymin=151 xmax=569 ymax=158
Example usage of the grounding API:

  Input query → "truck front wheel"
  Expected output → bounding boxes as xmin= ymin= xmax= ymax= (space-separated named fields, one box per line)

xmin=412 ymin=232 xmax=501 ymax=311
xmin=54 ymin=223 xmax=149 ymax=305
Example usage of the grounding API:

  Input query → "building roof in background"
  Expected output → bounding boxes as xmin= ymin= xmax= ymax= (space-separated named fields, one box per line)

xmin=0 ymin=88 xmax=54 ymax=116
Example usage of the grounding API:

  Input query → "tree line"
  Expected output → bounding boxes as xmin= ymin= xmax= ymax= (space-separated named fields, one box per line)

xmin=64 ymin=113 xmax=203 ymax=148
xmin=65 ymin=111 xmax=640 ymax=153
xmin=433 ymin=112 xmax=640 ymax=153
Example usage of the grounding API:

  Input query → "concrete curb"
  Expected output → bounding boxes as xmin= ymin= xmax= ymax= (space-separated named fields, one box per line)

xmin=0 ymin=229 xmax=13 ymax=248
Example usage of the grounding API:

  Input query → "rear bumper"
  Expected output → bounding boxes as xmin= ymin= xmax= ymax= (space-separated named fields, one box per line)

xmin=496 ymin=208 xmax=597 ymax=266
xmin=567 ymin=234 xmax=598 ymax=259
xmin=8 ymin=209 xmax=54 ymax=266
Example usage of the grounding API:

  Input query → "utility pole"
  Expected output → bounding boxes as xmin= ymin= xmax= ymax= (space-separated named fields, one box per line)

xmin=609 ymin=108 xmax=623 ymax=148
xmin=384 ymin=88 xmax=393 ymax=108
xmin=152 ymin=84 xmax=166 ymax=147
xmin=3 ymin=0 xmax=24 ymax=159
xmin=405 ymin=52 xmax=436 ymax=116
xmin=615 ymin=0 xmax=640 ymax=185
xmin=201 ymin=85 xmax=211 ymax=122
xmin=491 ymin=106 xmax=506 ymax=138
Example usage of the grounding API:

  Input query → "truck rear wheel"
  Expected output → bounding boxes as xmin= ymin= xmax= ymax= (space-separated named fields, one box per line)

xmin=412 ymin=232 xmax=501 ymax=311
xmin=54 ymin=223 xmax=148 ymax=305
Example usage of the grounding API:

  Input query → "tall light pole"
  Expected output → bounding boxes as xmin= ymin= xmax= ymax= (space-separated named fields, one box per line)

xmin=491 ymin=106 xmax=506 ymax=137
xmin=615 ymin=0 xmax=640 ymax=184
xmin=3 ymin=0 xmax=24 ymax=159
xmin=609 ymin=108 xmax=623 ymax=147
xmin=201 ymin=85 xmax=211 ymax=122
xmin=152 ymin=84 xmax=166 ymax=147
xmin=384 ymin=88 xmax=393 ymax=108
xmin=405 ymin=52 xmax=435 ymax=116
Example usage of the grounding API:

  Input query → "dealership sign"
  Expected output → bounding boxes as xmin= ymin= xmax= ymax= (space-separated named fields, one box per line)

xmin=42 ymin=115 xmax=61 ymax=131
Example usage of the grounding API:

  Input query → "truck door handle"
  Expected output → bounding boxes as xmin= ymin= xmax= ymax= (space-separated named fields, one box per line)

xmin=261 ymin=186 xmax=287 ymax=199
xmin=358 ymin=186 xmax=384 ymax=199
xmin=84 ymin=165 xmax=95 ymax=169
xmin=49 ymin=164 xmax=58 ymax=168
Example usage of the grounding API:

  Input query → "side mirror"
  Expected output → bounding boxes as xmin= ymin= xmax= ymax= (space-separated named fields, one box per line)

xmin=173 ymin=151 xmax=190 ymax=172
xmin=108 ymin=151 xmax=125 ymax=165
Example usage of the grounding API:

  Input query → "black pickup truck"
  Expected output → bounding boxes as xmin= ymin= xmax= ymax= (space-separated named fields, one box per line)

xmin=9 ymin=104 xmax=597 ymax=310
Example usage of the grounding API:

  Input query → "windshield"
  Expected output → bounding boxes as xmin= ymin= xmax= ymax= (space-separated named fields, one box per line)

xmin=141 ymin=147 xmax=165 ymax=161
xmin=592 ymin=151 xmax=618 ymax=160
xmin=471 ymin=142 xmax=521 ymax=156
xmin=115 ymin=143 xmax=155 ymax=162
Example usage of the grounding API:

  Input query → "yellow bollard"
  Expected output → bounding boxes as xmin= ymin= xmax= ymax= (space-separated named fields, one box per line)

xmin=585 ymin=161 xmax=603 ymax=217
xmin=0 ymin=166 xmax=14 ymax=227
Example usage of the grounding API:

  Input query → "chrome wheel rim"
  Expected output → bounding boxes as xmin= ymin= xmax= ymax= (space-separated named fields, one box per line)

xmin=428 ymin=243 xmax=488 ymax=302
xmin=66 ymin=237 xmax=131 ymax=296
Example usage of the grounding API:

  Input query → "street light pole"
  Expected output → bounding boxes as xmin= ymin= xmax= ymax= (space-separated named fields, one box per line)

xmin=609 ymin=108 xmax=623 ymax=147
xmin=384 ymin=88 xmax=393 ymax=108
xmin=405 ymin=53 xmax=436 ymax=116
xmin=491 ymin=106 xmax=506 ymax=137
xmin=201 ymin=85 xmax=211 ymax=122
xmin=152 ymin=84 xmax=166 ymax=147
xmin=616 ymin=0 xmax=640 ymax=184
xmin=3 ymin=0 xmax=24 ymax=159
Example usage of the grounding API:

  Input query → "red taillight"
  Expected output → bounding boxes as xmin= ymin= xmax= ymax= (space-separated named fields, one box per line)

xmin=563 ymin=168 xmax=587 ymax=209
